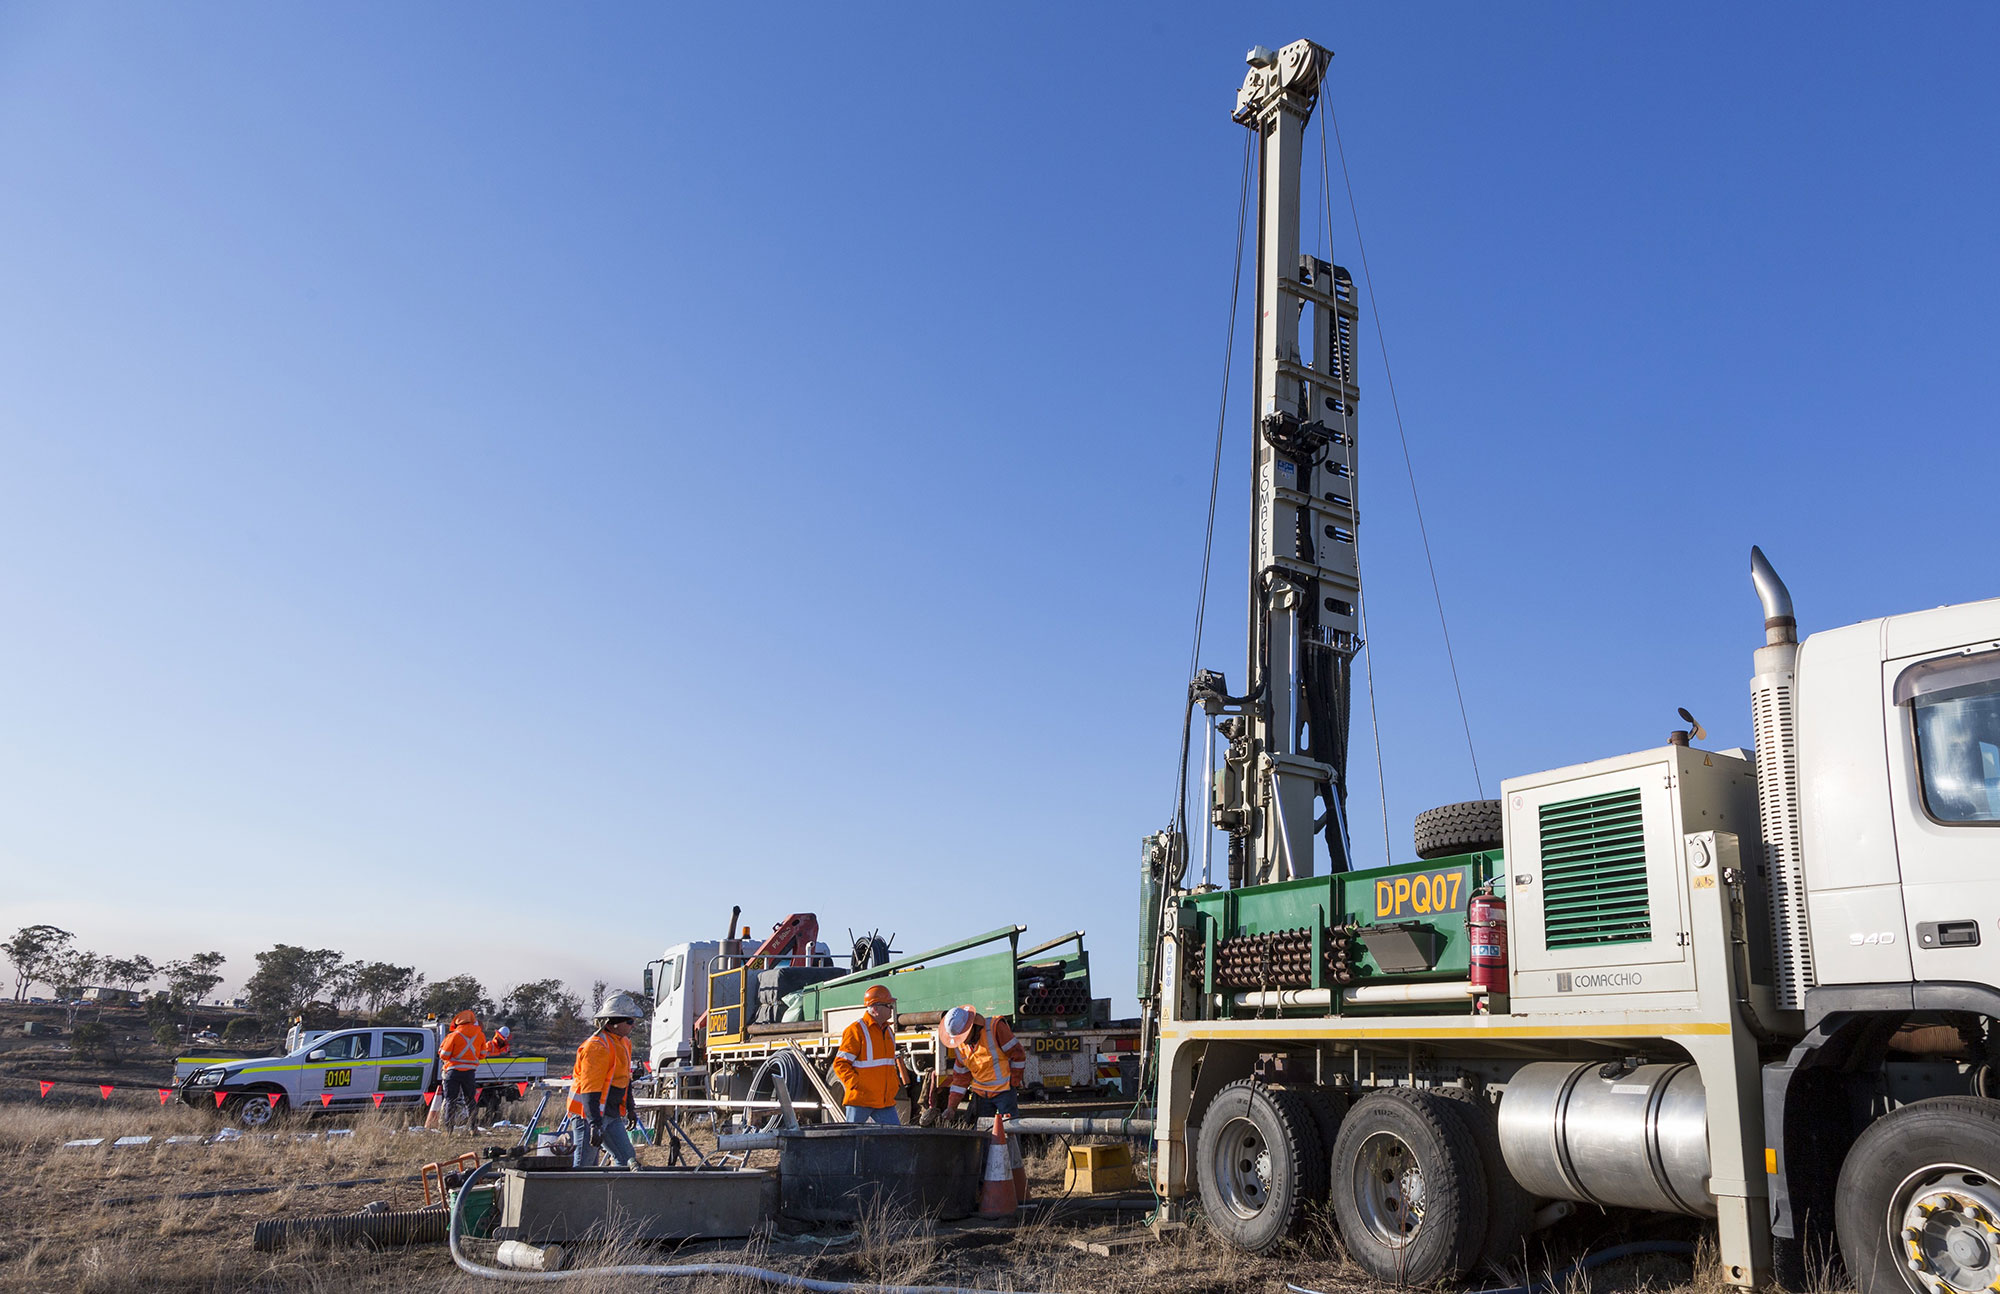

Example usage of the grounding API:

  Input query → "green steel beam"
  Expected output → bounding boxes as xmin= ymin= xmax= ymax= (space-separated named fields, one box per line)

xmin=1017 ymin=930 xmax=1085 ymax=962
xmin=811 ymin=925 xmax=1026 ymax=992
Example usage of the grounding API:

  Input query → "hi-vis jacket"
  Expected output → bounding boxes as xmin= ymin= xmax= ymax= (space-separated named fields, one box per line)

xmin=440 ymin=1024 xmax=486 ymax=1073
xmin=947 ymin=1018 xmax=1026 ymax=1098
xmin=832 ymin=1016 xmax=904 ymax=1109
xmin=566 ymin=1031 xmax=633 ymax=1118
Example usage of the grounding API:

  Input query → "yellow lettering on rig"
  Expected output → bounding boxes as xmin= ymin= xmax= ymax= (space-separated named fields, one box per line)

xmin=1375 ymin=868 xmax=1472 ymax=920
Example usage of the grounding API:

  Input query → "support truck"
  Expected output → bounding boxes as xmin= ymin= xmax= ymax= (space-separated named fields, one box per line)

xmin=643 ymin=915 xmax=1138 ymax=1117
xmin=1138 ymin=38 xmax=2000 ymax=1294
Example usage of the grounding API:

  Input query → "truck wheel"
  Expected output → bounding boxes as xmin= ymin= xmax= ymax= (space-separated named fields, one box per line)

xmin=1413 ymin=800 xmax=1504 ymax=861
xmin=1835 ymin=1096 xmax=2000 ymax=1294
xmin=1330 ymin=1088 xmax=1488 ymax=1283
xmin=1194 ymin=1079 xmax=1325 ymax=1253
xmin=1274 ymin=1083 xmax=1347 ymax=1203
xmin=230 ymin=1094 xmax=281 ymax=1128
xmin=1433 ymin=1087 xmax=1534 ymax=1269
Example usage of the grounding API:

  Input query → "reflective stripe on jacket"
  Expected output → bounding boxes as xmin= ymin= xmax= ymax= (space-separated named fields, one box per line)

xmin=948 ymin=1018 xmax=1025 ymax=1097
xmin=440 ymin=1025 xmax=485 ymax=1072
xmin=832 ymin=1017 xmax=902 ymax=1109
xmin=566 ymin=1031 xmax=632 ymax=1117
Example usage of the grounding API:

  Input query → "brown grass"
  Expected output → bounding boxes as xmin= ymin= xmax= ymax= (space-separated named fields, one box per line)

xmin=0 ymin=1105 xmax=1793 ymax=1294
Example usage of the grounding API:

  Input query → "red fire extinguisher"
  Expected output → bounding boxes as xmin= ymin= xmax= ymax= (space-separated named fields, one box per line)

xmin=1468 ymin=887 xmax=1508 ymax=996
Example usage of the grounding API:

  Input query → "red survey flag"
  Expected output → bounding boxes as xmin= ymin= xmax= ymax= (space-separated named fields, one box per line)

xmin=517 ymin=1082 xmax=529 ymax=1096
xmin=214 ymin=1091 xmax=227 ymax=1107
xmin=268 ymin=1093 xmax=282 ymax=1109
xmin=99 ymin=1085 xmax=113 ymax=1100
xmin=158 ymin=1088 xmax=171 ymax=1104
xmin=320 ymin=1094 xmax=332 ymax=1107
xmin=371 ymin=1093 xmax=384 ymax=1108
xmin=38 ymin=1081 xmax=52 ymax=1098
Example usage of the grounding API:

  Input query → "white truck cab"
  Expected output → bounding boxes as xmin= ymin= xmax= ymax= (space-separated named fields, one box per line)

xmin=646 ymin=940 xmax=721 ymax=1070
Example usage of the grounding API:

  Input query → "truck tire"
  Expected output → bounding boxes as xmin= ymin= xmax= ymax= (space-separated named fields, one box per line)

xmin=1329 ymin=1088 xmax=1488 ymax=1284
xmin=1413 ymin=800 xmax=1504 ymax=861
xmin=1835 ymin=1096 xmax=2000 ymax=1294
xmin=1433 ymin=1086 xmax=1534 ymax=1270
xmin=1194 ymin=1079 xmax=1325 ymax=1254
xmin=1274 ymin=1083 xmax=1347 ymax=1202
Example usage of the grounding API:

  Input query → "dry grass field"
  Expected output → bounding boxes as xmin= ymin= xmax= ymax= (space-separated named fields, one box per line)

xmin=0 ymin=1097 xmax=1759 ymax=1294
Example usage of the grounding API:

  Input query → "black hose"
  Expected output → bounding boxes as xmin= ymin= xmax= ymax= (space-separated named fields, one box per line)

xmin=253 ymin=1205 xmax=449 ymax=1251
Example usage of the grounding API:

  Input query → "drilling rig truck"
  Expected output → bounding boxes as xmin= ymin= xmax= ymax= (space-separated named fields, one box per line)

xmin=1140 ymin=38 xmax=2000 ymax=1294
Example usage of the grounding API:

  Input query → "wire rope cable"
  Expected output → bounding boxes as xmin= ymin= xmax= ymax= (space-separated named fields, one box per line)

xmin=1171 ymin=129 xmax=1256 ymax=839
xmin=1322 ymin=99 xmax=1486 ymax=799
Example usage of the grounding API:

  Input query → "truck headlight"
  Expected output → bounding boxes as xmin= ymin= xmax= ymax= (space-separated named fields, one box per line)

xmin=192 ymin=1068 xmax=225 ymax=1086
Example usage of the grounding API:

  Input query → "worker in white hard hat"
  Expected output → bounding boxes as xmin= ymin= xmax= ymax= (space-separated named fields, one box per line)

xmin=566 ymin=992 xmax=644 ymax=1169
xmin=937 ymin=1004 xmax=1026 ymax=1123
xmin=483 ymin=1024 xmax=513 ymax=1057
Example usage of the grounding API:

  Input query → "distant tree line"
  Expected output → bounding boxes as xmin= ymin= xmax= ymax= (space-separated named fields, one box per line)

xmin=4 ymin=924 xmax=615 ymax=1040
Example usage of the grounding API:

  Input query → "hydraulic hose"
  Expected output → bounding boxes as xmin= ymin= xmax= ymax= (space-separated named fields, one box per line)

xmin=448 ymin=1160 xmax=1046 ymax=1293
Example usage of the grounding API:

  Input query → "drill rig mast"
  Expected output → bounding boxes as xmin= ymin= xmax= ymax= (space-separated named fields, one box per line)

xmin=1202 ymin=40 xmax=1361 ymax=887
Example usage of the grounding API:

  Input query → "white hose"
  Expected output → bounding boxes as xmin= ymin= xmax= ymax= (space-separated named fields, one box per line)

xmin=449 ymin=1161 xmax=1044 ymax=1294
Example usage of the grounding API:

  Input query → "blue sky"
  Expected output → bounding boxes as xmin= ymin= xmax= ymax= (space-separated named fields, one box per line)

xmin=1 ymin=7 xmax=1994 ymax=1014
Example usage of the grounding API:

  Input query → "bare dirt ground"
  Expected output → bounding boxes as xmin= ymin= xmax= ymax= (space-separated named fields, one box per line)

xmin=0 ymin=1089 xmax=1763 ymax=1294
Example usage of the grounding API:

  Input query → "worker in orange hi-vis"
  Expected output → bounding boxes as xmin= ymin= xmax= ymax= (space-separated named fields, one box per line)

xmin=483 ymin=1025 xmax=513 ymax=1057
xmin=938 ymin=1004 xmax=1026 ymax=1123
xmin=832 ymin=984 xmax=907 ymax=1124
xmin=566 ymin=993 xmax=643 ymax=1169
xmin=438 ymin=1009 xmax=488 ymax=1133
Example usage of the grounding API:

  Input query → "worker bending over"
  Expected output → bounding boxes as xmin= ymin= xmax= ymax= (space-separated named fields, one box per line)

xmin=939 ymin=1005 xmax=1026 ymax=1121
xmin=483 ymin=1024 xmax=512 ymax=1057
xmin=568 ymin=993 xmax=643 ymax=1169
xmin=438 ymin=1009 xmax=487 ymax=1133
xmin=832 ymin=984 xmax=907 ymax=1124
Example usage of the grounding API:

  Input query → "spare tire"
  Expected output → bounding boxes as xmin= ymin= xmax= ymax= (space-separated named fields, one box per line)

xmin=1413 ymin=800 xmax=1504 ymax=860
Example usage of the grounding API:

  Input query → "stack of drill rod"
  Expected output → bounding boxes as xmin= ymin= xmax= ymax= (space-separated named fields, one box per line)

xmin=1189 ymin=926 xmax=1359 ymax=989
xmin=1017 ymin=973 xmax=1091 ymax=1017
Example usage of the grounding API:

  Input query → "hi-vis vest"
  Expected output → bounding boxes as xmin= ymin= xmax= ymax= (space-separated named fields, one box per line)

xmin=440 ymin=1025 xmax=485 ymax=1072
xmin=566 ymin=1031 xmax=632 ymax=1117
xmin=832 ymin=1017 xmax=903 ymax=1108
xmin=947 ymin=1018 xmax=1025 ymax=1097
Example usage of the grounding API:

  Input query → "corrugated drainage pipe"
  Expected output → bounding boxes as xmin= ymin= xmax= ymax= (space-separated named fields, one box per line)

xmin=447 ymin=1160 xmax=1048 ymax=1293
xmin=253 ymin=1205 xmax=449 ymax=1251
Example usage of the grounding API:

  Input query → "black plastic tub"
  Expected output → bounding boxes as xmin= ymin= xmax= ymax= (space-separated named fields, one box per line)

xmin=776 ymin=1125 xmax=986 ymax=1222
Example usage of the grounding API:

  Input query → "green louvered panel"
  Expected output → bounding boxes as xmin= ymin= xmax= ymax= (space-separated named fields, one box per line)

xmin=1539 ymin=789 xmax=1650 ymax=948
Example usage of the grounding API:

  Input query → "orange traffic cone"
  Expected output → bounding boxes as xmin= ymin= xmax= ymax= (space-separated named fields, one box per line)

xmin=978 ymin=1113 xmax=1018 ymax=1219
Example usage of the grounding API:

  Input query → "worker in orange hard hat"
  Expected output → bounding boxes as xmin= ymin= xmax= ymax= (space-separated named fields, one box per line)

xmin=832 ymin=984 xmax=907 ymax=1124
xmin=438 ymin=1009 xmax=489 ymax=1133
xmin=483 ymin=1025 xmax=512 ymax=1058
xmin=937 ymin=1004 xmax=1026 ymax=1124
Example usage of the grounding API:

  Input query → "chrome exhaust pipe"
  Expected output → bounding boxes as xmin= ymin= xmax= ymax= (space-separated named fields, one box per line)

xmin=1750 ymin=545 xmax=1796 ymax=645
xmin=1748 ymin=545 xmax=1811 ymax=1010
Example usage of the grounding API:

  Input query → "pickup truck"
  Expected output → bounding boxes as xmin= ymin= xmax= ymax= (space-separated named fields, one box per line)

xmin=175 ymin=1024 xmax=547 ymax=1127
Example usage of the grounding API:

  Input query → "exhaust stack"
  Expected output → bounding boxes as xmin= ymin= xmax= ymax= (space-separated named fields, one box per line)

xmin=1748 ymin=546 xmax=1812 ymax=1010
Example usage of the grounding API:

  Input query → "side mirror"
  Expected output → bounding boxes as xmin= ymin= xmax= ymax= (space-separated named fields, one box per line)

xmin=308 ymin=1049 xmax=326 ymax=1060
xmin=643 ymin=967 xmax=655 ymax=997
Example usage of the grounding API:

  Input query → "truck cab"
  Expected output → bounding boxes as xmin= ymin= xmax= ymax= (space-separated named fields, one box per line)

xmin=1792 ymin=602 xmax=2000 ymax=990
xmin=646 ymin=940 xmax=721 ymax=1072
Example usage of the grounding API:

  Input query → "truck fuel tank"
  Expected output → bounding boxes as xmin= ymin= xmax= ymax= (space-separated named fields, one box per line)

xmin=1496 ymin=1061 xmax=1713 ymax=1217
